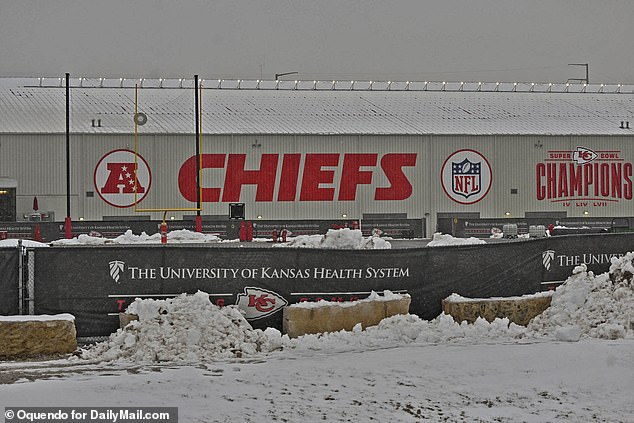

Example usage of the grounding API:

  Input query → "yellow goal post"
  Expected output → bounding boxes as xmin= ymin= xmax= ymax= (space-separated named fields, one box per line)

xmin=132 ymin=82 xmax=204 ymax=217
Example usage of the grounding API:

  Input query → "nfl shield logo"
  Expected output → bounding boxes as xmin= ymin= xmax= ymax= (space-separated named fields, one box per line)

xmin=452 ymin=158 xmax=481 ymax=199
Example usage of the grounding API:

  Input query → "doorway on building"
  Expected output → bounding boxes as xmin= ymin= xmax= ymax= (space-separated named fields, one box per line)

xmin=0 ymin=187 xmax=16 ymax=221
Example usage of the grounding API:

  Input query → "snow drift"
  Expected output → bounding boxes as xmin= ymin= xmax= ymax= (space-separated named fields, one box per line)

xmin=50 ymin=229 xmax=221 ymax=245
xmin=278 ymin=228 xmax=391 ymax=249
xmin=80 ymin=243 xmax=634 ymax=363
xmin=81 ymin=291 xmax=282 ymax=363
xmin=425 ymin=232 xmax=486 ymax=247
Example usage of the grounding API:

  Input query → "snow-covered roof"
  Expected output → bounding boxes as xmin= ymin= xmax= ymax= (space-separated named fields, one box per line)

xmin=2 ymin=78 xmax=634 ymax=136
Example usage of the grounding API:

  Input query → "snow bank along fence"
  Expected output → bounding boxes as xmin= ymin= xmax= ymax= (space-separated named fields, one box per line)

xmin=0 ymin=314 xmax=77 ymax=358
xmin=441 ymin=293 xmax=554 ymax=326
xmin=283 ymin=294 xmax=411 ymax=338
xmin=1 ymin=232 xmax=633 ymax=338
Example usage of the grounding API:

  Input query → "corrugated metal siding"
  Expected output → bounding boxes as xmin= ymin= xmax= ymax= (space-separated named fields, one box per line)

xmin=3 ymin=132 xmax=634 ymax=236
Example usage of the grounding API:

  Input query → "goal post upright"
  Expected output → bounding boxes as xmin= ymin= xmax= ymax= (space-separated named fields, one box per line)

xmin=132 ymin=80 xmax=203 ymax=233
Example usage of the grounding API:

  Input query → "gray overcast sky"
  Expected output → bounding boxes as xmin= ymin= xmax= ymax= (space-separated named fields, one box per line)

xmin=1 ymin=0 xmax=633 ymax=83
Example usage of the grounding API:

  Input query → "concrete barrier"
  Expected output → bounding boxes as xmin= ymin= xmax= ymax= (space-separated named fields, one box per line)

xmin=283 ymin=293 xmax=411 ymax=338
xmin=0 ymin=314 xmax=77 ymax=358
xmin=441 ymin=293 xmax=553 ymax=326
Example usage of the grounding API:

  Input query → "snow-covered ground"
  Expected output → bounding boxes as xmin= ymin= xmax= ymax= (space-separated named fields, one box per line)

xmin=1 ymin=231 xmax=633 ymax=422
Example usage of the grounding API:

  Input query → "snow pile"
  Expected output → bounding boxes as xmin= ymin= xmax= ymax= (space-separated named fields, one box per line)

xmin=278 ymin=228 xmax=391 ymax=249
xmin=283 ymin=313 xmax=526 ymax=353
xmin=81 ymin=291 xmax=282 ymax=363
xmin=290 ymin=290 xmax=407 ymax=309
xmin=79 ymin=248 xmax=634 ymax=362
xmin=0 ymin=239 xmax=49 ymax=248
xmin=50 ymin=229 xmax=221 ymax=245
xmin=426 ymin=232 xmax=486 ymax=247
xmin=287 ymin=251 xmax=634 ymax=351
xmin=528 ymin=253 xmax=634 ymax=340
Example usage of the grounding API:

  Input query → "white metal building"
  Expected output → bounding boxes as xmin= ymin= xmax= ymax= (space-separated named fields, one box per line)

xmin=1 ymin=77 xmax=633 ymax=236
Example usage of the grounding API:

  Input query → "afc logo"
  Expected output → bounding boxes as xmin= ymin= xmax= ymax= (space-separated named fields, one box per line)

xmin=236 ymin=287 xmax=288 ymax=320
xmin=441 ymin=149 xmax=492 ymax=205
xmin=94 ymin=149 xmax=152 ymax=208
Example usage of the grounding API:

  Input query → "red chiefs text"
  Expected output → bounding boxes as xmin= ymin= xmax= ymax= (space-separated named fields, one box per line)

xmin=536 ymin=162 xmax=633 ymax=200
xmin=178 ymin=153 xmax=417 ymax=202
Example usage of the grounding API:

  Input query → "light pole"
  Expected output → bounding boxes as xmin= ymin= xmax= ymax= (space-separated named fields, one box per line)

xmin=65 ymin=72 xmax=72 ymax=239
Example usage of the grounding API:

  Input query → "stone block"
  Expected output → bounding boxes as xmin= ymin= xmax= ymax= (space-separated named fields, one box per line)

xmin=283 ymin=296 xmax=411 ymax=338
xmin=442 ymin=295 xmax=552 ymax=326
xmin=0 ymin=315 xmax=77 ymax=358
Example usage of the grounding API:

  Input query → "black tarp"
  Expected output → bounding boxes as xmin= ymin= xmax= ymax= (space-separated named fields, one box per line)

xmin=541 ymin=232 xmax=634 ymax=286
xmin=31 ymin=232 xmax=634 ymax=337
xmin=33 ymin=239 xmax=545 ymax=337
xmin=0 ymin=248 xmax=20 ymax=315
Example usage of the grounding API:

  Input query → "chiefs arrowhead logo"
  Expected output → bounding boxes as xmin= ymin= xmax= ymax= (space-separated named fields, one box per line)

xmin=572 ymin=146 xmax=598 ymax=164
xmin=236 ymin=287 xmax=288 ymax=320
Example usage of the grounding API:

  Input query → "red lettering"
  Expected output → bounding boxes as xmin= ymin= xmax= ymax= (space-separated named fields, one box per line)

xmin=116 ymin=299 xmax=126 ymax=311
xmin=178 ymin=152 xmax=417 ymax=203
xmin=583 ymin=163 xmax=593 ymax=196
xmin=375 ymin=153 xmax=416 ymax=200
xmin=300 ymin=154 xmax=339 ymax=201
xmin=611 ymin=163 xmax=621 ymax=198
xmin=338 ymin=154 xmax=377 ymax=200
xmin=624 ymin=163 xmax=633 ymax=200
xmin=215 ymin=298 xmax=225 ymax=307
xmin=600 ymin=163 xmax=610 ymax=197
xmin=558 ymin=163 xmax=568 ymax=197
xmin=248 ymin=294 xmax=276 ymax=312
xmin=278 ymin=154 xmax=301 ymax=201
xmin=100 ymin=163 xmax=145 ymax=194
xmin=546 ymin=163 xmax=556 ymax=198
xmin=593 ymin=163 xmax=599 ymax=196
xmin=222 ymin=154 xmax=278 ymax=202
xmin=569 ymin=164 xmax=582 ymax=197
xmin=536 ymin=163 xmax=545 ymax=200
xmin=178 ymin=154 xmax=225 ymax=202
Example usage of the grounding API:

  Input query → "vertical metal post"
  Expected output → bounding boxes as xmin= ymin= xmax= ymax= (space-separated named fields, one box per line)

xmin=195 ymin=74 xmax=202 ymax=232
xmin=64 ymin=73 xmax=72 ymax=238
xmin=17 ymin=239 xmax=23 ymax=314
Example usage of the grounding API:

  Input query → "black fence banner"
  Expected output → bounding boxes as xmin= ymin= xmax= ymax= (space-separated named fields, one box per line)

xmin=0 ymin=218 xmax=426 ymax=243
xmin=541 ymin=233 xmax=634 ymax=287
xmin=33 ymin=240 xmax=544 ymax=337
xmin=31 ymin=232 xmax=634 ymax=337
xmin=0 ymin=248 xmax=20 ymax=315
